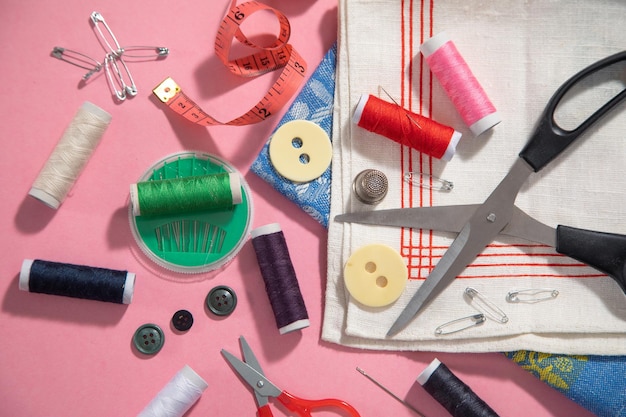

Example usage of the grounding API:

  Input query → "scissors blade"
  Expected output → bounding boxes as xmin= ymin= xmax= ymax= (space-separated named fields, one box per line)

xmin=239 ymin=336 xmax=269 ymax=408
xmin=387 ymin=158 xmax=534 ymax=336
xmin=222 ymin=349 xmax=283 ymax=399
xmin=334 ymin=205 xmax=477 ymax=233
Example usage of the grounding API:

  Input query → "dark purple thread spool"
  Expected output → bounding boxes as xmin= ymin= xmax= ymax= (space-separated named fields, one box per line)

xmin=417 ymin=358 xmax=500 ymax=417
xmin=19 ymin=259 xmax=135 ymax=304
xmin=250 ymin=223 xmax=310 ymax=334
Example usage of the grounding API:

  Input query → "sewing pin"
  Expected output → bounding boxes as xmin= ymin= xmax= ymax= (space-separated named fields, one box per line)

xmin=435 ymin=313 xmax=486 ymax=335
xmin=465 ymin=287 xmax=508 ymax=323
xmin=404 ymin=172 xmax=453 ymax=191
xmin=506 ymin=289 xmax=559 ymax=303
xmin=356 ymin=367 xmax=426 ymax=416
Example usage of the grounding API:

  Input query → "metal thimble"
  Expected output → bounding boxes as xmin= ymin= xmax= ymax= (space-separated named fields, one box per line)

xmin=353 ymin=169 xmax=388 ymax=204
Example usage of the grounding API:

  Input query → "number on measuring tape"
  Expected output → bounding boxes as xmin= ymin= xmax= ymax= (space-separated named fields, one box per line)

xmin=153 ymin=1 xmax=307 ymax=127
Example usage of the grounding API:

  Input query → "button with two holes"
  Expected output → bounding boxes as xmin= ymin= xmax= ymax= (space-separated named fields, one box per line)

xmin=206 ymin=285 xmax=237 ymax=316
xmin=133 ymin=323 xmax=165 ymax=355
xmin=171 ymin=309 xmax=194 ymax=332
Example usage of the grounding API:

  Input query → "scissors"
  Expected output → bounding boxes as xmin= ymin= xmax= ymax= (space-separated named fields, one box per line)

xmin=335 ymin=51 xmax=626 ymax=337
xmin=221 ymin=336 xmax=361 ymax=417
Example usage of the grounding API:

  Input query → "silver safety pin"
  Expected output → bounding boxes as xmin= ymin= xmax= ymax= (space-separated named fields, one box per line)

xmin=119 ymin=46 xmax=170 ymax=59
xmin=464 ymin=287 xmax=509 ymax=323
xmin=90 ymin=11 xmax=123 ymax=56
xmin=435 ymin=313 xmax=486 ymax=335
xmin=104 ymin=54 xmax=126 ymax=101
xmin=51 ymin=47 xmax=102 ymax=80
xmin=506 ymin=289 xmax=559 ymax=303
xmin=404 ymin=172 xmax=453 ymax=191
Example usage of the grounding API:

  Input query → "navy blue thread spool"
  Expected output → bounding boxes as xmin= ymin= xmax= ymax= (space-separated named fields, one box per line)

xmin=250 ymin=223 xmax=310 ymax=334
xmin=19 ymin=259 xmax=135 ymax=304
xmin=417 ymin=358 xmax=500 ymax=417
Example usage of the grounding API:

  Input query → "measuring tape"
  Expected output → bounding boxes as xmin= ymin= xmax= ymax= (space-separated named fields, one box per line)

xmin=153 ymin=0 xmax=307 ymax=126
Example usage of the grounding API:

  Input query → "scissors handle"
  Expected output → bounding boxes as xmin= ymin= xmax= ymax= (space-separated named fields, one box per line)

xmin=277 ymin=391 xmax=361 ymax=417
xmin=520 ymin=51 xmax=626 ymax=172
xmin=557 ymin=225 xmax=626 ymax=294
xmin=257 ymin=404 xmax=274 ymax=417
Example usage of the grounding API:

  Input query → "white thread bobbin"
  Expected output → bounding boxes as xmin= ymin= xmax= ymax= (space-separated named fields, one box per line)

xmin=420 ymin=32 xmax=501 ymax=137
xmin=29 ymin=101 xmax=112 ymax=209
xmin=137 ymin=365 xmax=208 ymax=417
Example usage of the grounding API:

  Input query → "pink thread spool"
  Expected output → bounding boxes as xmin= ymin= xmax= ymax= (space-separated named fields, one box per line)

xmin=421 ymin=32 xmax=501 ymax=136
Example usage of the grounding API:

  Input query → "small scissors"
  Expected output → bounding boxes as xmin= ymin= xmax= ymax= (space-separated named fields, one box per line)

xmin=221 ymin=336 xmax=361 ymax=417
xmin=336 ymin=51 xmax=626 ymax=336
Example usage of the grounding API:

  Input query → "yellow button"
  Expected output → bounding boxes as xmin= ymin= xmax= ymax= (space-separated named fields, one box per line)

xmin=269 ymin=120 xmax=332 ymax=183
xmin=344 ymin=244 xmax=408 ymax=307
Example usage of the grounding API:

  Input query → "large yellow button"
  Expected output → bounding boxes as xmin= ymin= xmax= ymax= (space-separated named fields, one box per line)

xmin=269 ymin=120 xmax=332 ymax=183
xmin=344 ymin=244 xmax=408 ymax=307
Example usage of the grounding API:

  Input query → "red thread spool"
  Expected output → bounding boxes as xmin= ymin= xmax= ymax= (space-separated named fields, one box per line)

xmin=353 ymin=94 xmax=462 ymax=161
xmin=421 ymin=32 xmax=501 ymax=137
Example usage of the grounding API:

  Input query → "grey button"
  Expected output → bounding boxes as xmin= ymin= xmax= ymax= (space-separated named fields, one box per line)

xmin=206 ymin=285 xmax=237 ymax=316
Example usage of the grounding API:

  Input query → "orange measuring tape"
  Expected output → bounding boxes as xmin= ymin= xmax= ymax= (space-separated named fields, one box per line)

xmin=152 ymin=0 xmax=307 ymax=126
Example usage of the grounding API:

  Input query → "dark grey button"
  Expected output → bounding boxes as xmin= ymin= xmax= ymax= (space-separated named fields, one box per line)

xmin=172 ymin=309 xmax=194 ymax=331
xmin=206 ymin=285 xmax=237 ymax=316
xmin=133 ymin=323 xmax=164 ymax=355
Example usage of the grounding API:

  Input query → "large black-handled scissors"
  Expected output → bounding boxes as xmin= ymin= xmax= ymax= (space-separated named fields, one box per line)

xmin=335 ymin=51 xmax=626 ymax=337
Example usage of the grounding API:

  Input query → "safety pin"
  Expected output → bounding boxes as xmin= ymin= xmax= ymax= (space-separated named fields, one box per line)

xmin=435 ymin=313 xmax=486 ymax=335
xmin=464 ymin=287 xmax=509 ymax=323
xmin=119 ymin=46 xmax=170 ymax=59
xmin=378 ymin=86 xmax=422 ymax=129
xmin=51 ymin=47 xmax=102 ymax=80
xmin=105 ymin=53 xmax=138 ymax=99
xmin=404 ymin=172 xmax=453 ymax=191
xmin=506 ymin=289 xmax=559 ymax=304
xmin=90 ymin=11 xmax=123 ymax=56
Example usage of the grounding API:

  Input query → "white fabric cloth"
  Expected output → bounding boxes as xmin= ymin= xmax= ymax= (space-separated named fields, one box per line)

xmin=323 ymin=0 xmax=626 ymax=354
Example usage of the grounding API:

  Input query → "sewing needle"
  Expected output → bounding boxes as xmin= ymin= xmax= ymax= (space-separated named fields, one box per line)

xmin=356 ymin=367 xmax=426 ymax=416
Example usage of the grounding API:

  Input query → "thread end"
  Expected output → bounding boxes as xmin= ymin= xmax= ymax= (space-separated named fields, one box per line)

xmin=19 ymin=259 xmax=34 ymax=291
xmin=416 ymin=358 xmax=442 ymax=385
xmin=279 ymin=319 xmax=310 ymax=334
xmin=28 ymin=187 xmax=61 ymax=209
xmin=470 ymin=112 xmax=501 ymax=136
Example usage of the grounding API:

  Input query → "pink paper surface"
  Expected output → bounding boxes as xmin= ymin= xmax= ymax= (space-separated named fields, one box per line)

xmin=0 ymin=1 xmax=594 ymax=416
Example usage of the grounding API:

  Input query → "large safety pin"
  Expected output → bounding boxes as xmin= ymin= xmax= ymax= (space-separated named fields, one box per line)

xmin=464 ymin=287 xmax=509 ymax=323
xmin=435 ymin=313 xmax=486 ymax=335
xmin=506 ymin=289 xmax=559 ymax=304
xmin=119 ymin=46 xmax=170 ymax=59
xmin=51 ymin=47 xmax=102 ymax=80
xmin=90 ymin=11 xmax=123 ymax=56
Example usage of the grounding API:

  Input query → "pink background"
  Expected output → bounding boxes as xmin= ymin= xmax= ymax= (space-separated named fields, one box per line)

xmin=0 ymin=1 xmax=595 ymax=416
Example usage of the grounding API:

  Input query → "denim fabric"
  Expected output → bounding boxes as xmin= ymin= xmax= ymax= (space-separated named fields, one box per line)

xmin=507 ymin=351 xmax=626 ymax=417
xmin=251 ymin=43 xmax=337 ymax=227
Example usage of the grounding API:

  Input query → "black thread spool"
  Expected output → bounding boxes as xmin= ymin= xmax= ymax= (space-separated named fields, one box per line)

xmin=417 ymin=359 xmax=500 ymax=417
xmin=250 ymin=223 xmax=310 ymax=334
xmin=19 ymin=259 xmax=135 ymax=304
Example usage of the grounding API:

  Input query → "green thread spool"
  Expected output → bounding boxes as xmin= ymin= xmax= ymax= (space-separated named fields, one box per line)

xmin=130 ymin=172 xmax=242 ymax=217
xmin=129 ymin=152 xmax=253 ymax=275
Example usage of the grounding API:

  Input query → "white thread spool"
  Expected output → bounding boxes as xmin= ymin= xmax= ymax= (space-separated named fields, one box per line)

xmin=29 ymin=101 xmax=112 ymax=209
xmin=137 ymin=365 xmax=208 ymax=417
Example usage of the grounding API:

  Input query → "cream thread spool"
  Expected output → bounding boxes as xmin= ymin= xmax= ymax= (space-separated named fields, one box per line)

xmin=29 ymin=102 xmax=112 ymax=209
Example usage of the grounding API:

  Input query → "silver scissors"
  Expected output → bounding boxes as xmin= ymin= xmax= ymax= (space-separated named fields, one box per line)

xmin=336 ymin=51 xmax=626 ymax=337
